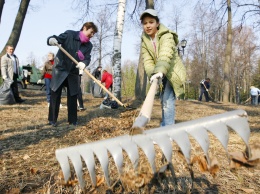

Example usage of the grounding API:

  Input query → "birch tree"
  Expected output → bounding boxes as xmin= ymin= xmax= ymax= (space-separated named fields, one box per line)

xmin=112 ymin=0 xmax=126 ymax=100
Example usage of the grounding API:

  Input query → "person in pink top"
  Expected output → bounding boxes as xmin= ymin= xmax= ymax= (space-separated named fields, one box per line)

xmin=101 ymin=70 xmax=113 ymax=99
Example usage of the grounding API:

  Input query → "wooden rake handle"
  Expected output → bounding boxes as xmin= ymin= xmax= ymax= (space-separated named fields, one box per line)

xmin=131 ymin=79 xmax=158 ymax=129
xmin=55 ymin=44 xmax=125 ymax=107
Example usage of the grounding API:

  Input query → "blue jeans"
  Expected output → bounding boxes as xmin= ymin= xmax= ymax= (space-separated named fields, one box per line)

xmin=45 ymin=78 xmax=51 ymax=103
xmin=251 ymin=95 xmax=258 ymax=105
xmin=160 ymin=80 xmax=176 ymax=126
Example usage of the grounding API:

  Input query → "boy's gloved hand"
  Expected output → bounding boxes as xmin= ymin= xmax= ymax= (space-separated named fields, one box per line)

xmin=150 ymin=72 xmax=163 ymax=83
xmin=76 ymin=62 xmax=86 ymax=70
xmin=48 ymin=38 xmax=58 ymax=46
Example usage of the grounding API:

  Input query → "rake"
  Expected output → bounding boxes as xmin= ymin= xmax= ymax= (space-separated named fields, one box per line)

xmin=55 ymin=109 xmax=252 ymax=189
xmin=55 ymin=44 xmax=132 ymax=109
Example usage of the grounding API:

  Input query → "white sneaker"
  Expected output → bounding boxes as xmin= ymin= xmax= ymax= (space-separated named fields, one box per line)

xmin=48 ymin=103 xmax=50 ymax=107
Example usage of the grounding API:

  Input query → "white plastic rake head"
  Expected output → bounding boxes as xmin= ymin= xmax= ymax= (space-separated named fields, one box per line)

xmin=55 ymin=109 xmax=251 ymax=189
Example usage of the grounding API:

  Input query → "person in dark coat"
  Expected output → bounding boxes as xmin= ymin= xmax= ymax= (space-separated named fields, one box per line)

xmin=47 ymin=22 xmax=98 ymax=126
xmin=198 ymin=78 xmax=210 ymax=102
xmin=91 ymin=66 xmax=103 ymax=97
xmin=92 ymin=66 xmax=102 ymax=80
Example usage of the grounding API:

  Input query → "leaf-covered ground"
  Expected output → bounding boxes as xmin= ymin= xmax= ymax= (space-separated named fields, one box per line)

xmin=0 ymin=88 xmax=259 ymax=194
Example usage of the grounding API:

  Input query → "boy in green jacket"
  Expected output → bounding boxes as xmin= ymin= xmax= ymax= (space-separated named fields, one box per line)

xmin=140 ymin=9 xmax=186 ymax=126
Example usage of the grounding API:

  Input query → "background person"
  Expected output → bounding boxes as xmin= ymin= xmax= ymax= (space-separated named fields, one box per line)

xmin=92 ymin=66 xmax=102 ymax=80
xmin=47 ymin=22 xmax=98 ymax=127
xmin=198 ymin=78 xmax=211 ymax=102
xmin=250 ymin=86 xmax=260 ymax=105
xmin=38 ymin=52 xmax=55 ymax=106
xmin=91 ymin=65 xmax=103 ymax=97
xmin=1 ymin=45 xmax=25 ymax=103
xmin=101 ymin=69 xmax=113 ymax=99
xmin=140 ymin=9 xmax=186 ymax=126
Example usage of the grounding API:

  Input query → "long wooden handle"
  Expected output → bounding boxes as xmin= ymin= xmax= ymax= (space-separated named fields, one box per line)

xmin=55 ymin=44 xmax=125 ymax=107
xmin=132 ymin=79 xmax=158 ymax=128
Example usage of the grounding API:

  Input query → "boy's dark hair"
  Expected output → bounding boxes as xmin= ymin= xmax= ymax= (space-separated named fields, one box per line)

xmin=141 ymin=13 xmax=160 ymax=23
xmin=80 ymin=22 xmax=98 ymax=33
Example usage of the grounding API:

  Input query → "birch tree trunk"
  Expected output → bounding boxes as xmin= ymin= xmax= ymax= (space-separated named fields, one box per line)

xmin=112 ymin=0 xmax=126 ymax=100
xmin=0 ymin=0 xmax=30 ymax=57
xmin=223 ymin=0 xmax=232 ymax=102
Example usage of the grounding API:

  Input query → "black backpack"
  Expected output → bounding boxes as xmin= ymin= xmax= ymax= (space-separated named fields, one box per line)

xmin=102 ymin=98 xmax=118 ymax=109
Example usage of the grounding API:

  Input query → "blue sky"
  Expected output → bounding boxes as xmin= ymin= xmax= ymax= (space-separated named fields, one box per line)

xmin=1 ymin=0 xmax=141 ymax=67
xmin=0 ymin=0 xmax=194 ymax=67
xmin=2 ymin=1 xmax=259 ymax=69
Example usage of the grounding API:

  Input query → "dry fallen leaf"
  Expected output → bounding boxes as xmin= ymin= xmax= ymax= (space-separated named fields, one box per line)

xmin=208 ymin=157 xmax=219 ymax=178
xmin=30 ymin=167 xmax=38 ymax=175
xmin=192 ymin=155 xmax=208 ymax=172
xmin=96 ymin=175 xmax=105 ymax=187
xmin=230 ymin=143 xmax=260 ymax=169
xmin=241 ymin=188 xmax=254 ymax=193
xmin=23 ymin=154 xmax=30 ymax=160
xmin=191 ymin=155 xmax=219 ymax=177
xmin=6 ymin=188 xmax=20 ymax=194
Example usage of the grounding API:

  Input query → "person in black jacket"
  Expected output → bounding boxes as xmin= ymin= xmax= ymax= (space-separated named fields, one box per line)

xmin=47 ymin=22 xmax=98 ymax=126
xmin=198 ymin=78 xmax=211 ymax=102
xmin=91 ymin=66 xmax=103 ymax=97
xmin=92 ymin=66 xmax=102 ymax=80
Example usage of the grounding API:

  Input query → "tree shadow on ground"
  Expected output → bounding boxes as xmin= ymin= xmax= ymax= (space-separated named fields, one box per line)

xmin=104 ymin=173 xmax=219 ymax=194
xmin=0 ymin=106 xmax=125 ymax=156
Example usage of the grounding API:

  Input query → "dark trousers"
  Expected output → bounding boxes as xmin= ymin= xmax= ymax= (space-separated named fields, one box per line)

xmin=251 ymin=95 xmax=258 ymax=105
xmin=48 ymin=78 xmax=78 ymax=124
xmin=77 ymin=76 xmax=84 ymax=108
xmin=199 ymin=87 xmax=210 ymax=102
xmin=11 ymin=73 xmax=21 ymax=101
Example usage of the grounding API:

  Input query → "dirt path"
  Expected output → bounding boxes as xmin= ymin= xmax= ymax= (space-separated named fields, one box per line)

xmin=0 ymin=89 xmax=259 ymax=193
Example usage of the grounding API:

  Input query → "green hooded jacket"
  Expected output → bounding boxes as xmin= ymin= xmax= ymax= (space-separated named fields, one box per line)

xmin=141 ymin=24 xmax=186 ymax=97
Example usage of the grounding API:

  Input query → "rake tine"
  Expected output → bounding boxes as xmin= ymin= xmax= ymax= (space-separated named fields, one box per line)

xmin=106 ymin=144 xmax=124 ymax=175
xmin=55 ymin=149 xmax=72 ymax=182
xmin=120 ymin=136 xmax=139 ymax=170
xmin=132 ymin=135 xmax=156 ymax=173
xmin=186 ymin=126 xmax=211 ymax=164
xmin=67 ymin=151 xmax=85 ymax=188
xmin=78 ymin=148 xmax=96 ymax=186
xmin=152 ymin=135 xmax=173 ymax=163
xmin=224 ymin=116 xmax=251 ymax=157
xmin=205 ymin=122 xmax=229 ymax=158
